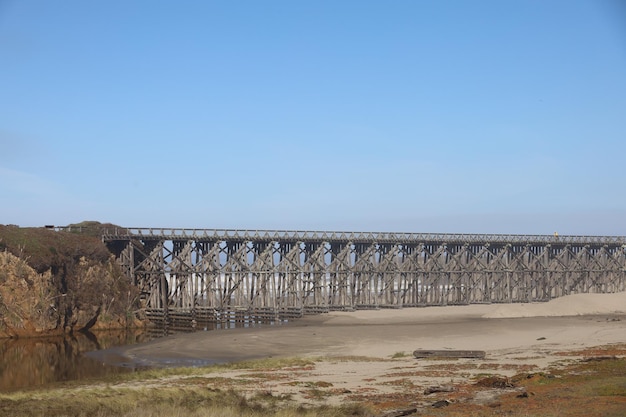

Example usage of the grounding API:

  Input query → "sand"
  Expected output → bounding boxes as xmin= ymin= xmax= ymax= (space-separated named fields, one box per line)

xmin=110 ymin=292 xmax=626 ymax=408
xmin=118 ymin=292 xmax=626 ymax=367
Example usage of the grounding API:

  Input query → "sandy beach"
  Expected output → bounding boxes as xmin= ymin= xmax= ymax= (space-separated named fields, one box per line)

xmin=119 ymin=292 xmax=626 ymax=366
xmin=110 ymin=292 xmax=626 ymax=409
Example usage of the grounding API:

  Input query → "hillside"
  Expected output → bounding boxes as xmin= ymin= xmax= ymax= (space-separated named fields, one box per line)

xmin=0 ymin=222 xmax=144 ymax=338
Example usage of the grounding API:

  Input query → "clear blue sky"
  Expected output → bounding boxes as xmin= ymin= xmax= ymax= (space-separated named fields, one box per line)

xmin=1 ymin=0 xmax=625 ymax=235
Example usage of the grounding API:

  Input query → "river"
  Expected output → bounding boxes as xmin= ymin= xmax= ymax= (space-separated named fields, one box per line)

xmin=0 ymin=319 xmax=285 ymax=392
xmin=0 ymin=329 xmax=156 ymax=392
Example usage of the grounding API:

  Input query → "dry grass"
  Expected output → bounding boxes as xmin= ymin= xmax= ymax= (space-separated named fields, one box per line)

xmin=421 ymin=356 xmax=626 ymax=417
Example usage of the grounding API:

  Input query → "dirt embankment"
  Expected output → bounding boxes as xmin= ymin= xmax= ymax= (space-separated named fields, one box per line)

xmin=0 ymin=222 xmax=145 ymax=338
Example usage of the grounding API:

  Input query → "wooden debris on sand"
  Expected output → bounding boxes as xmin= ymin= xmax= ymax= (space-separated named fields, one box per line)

xmin=424 ymin=385 xmax=456 ymax=395
xmin=413 ymin=349 xmax=486 ymax=359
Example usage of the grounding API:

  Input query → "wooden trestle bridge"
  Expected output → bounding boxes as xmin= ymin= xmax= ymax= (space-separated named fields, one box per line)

xmin=101 ymin=228 xmax=626 ymax=328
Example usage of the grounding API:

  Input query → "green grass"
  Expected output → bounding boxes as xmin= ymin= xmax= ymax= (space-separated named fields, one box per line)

xmin=58 ymin=357 xmax=316 ymax=387
xmin=0 ymin=385 xmax=370 ymax=417
xmin=0 ymin=355 xmax=373 ymax=417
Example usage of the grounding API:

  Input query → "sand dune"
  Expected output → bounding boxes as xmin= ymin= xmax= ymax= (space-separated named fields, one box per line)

xmin=482 ymin=291 xmax=626 ymax=318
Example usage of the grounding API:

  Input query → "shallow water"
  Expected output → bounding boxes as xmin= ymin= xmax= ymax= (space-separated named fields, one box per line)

xmin=0 ymin=318 xmax=286 ymax=391
xmin=89 ymin=318 xmax=289 ymax=369
xmin=0 ymin=329 xmax=153 ymax=392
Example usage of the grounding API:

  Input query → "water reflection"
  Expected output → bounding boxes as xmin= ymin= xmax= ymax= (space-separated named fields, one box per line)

xmin=0 ymin=317 xmax=289 ymax=391
xmin=0 ymin=330 xmax=152 ymax=392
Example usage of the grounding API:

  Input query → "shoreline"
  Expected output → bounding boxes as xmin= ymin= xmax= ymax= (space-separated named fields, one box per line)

xmin=104 ymin=292 xmax=626 ymax=369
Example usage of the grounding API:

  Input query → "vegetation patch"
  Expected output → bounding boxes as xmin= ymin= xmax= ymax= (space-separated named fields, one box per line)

xmin=303 ymin=381 xmax=333 ymax=388
xmin=0 ymin=223 xmax=142 ymax=337
xmin=240 ymin=372 xmax=291 ymax=381
xmin=345 ymin=392 xmax=416 ymax=413
xmin=327 ymin=355 xmax=387 ymax=363
xmin=380 ymin=378 xmax=416 ymax=388
xmin=555 ymin=343 xmax=626 ymax=358
xmin=422 ymin=356 xmax=626 ymax=416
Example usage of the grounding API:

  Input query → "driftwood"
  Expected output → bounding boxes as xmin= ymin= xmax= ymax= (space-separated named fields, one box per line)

xmin=432 ymin=400 xmax=451 ymax=408
xmin=475 ymin=376 xmax=514 ymax=388
xmin=424 ymin=385 xmax=456 ymax=395
xmin=413 ymin=349 xmax=486 ymax=359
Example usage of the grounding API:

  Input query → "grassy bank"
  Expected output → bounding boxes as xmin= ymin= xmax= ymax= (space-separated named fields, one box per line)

xmin=0 ymin=357 xmax=371 ymax=417
xmin=0 ymin=386 xmax=368 ymax=417
xmin=1 ymin=348 xmax=625 ymax=417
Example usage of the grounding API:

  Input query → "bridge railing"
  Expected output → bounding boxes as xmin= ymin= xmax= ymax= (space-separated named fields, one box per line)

xmin=96 ymin=227 xmax=626 ymax=246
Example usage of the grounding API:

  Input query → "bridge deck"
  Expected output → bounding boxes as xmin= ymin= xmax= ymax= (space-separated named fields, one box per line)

xmin=93 ymin=227 xmax=626 ymax=246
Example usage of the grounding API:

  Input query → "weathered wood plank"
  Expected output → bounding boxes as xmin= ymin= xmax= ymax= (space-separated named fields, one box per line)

xmin=413 ymin=349 xmax=486 ymax=359
xmin=424 ymin=385 xmax=456 ymax=395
